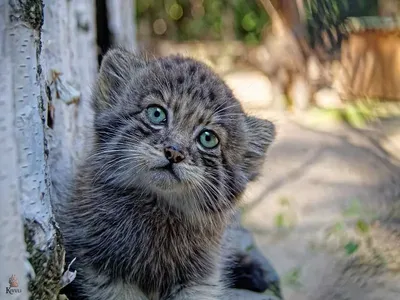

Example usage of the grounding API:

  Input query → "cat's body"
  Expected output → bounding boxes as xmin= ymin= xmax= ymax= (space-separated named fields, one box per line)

xmin=61 ymin=174 xmax=228 ymax=300
xmin=57 ymin=49 xmax=275 ymax=300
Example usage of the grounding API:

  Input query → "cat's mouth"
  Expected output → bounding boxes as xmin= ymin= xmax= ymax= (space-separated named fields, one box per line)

xmin=153 ymin=163 xmax=181 ymax=182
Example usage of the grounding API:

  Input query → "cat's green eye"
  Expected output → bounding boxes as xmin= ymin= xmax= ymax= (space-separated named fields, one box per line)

xmin=198 ymin=130 xmax=219 ymax=149
xmin=147 ymin=106 xmax=167 ymax=125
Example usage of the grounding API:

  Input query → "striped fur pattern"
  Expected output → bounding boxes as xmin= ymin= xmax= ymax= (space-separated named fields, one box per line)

xmin=57 ymin=49 xmax=275 ymax=300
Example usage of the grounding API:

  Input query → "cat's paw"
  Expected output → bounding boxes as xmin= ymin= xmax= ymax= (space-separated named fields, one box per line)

xmin=228 ymin=252 xmax=269 ymax=293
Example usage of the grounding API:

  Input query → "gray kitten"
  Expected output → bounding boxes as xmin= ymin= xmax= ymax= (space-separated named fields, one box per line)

xmin=57 ymin=49 xmax=275 ymax=300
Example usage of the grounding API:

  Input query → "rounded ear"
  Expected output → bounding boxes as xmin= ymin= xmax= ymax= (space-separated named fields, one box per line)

xmin=242 ymin=116 xmax=276 ymax=181
xmin=92 ymin=48 xmax=147 ymax=113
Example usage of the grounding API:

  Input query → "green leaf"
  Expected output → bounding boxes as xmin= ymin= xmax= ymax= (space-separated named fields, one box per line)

xmin=241 ymin=12 xmax=257 ymax=32
xmin=274 ymin=213 xmax=285 ymax=228
xmin=344 ymin=241 xmax=359 ymax=255
xmin=356 ymin=219 xmax=370 ymax=234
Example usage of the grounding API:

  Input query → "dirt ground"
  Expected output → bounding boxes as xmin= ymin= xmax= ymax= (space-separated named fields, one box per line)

xmin=240 ymin=111 xmax=400 ymax=300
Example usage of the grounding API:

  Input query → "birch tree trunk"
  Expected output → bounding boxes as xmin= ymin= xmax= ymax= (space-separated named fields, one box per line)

xmin=0 ymin=1 xmax=31 ymax=297
xmin=0 ymin=0 xmax=98 ymax=298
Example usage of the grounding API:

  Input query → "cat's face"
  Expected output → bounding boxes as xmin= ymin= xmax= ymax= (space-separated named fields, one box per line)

xmin=91 ymin=49 xmax=275 ymax=213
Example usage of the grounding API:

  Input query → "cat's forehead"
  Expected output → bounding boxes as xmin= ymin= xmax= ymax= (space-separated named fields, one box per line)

xmin=137 ymin=56 xmax=244 ymax=124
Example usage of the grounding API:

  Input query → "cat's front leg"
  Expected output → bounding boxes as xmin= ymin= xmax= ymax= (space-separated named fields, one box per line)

xmin=168 ymin=283 xmax=222 ymax=300
xmin=66 ymin=268 xmax=149 ymax=300
xmin=166 ymin=270 xmax=221 ymax=300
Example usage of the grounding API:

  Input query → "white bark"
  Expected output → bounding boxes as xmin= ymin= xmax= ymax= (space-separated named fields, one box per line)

xmin=107 ymin=0 xmax=137 ymax=50
xmin=0 ymin=2 xmax=30 ymax=297
xmin=43 ymin=0 xmax=97 ymax=177
xmin=1 ymin=0 xmax=97 ymax=298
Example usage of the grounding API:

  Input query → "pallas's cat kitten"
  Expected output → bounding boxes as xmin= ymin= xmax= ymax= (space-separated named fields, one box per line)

xmin=58 ymin=49 xmax=275 ymax=300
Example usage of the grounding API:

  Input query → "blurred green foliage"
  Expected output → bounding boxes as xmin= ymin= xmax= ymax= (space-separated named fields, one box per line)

xmin=136 ymin=0 xmax=269 ymax=44
xmin=137 ymin=0 xmax=380 ymax=47
xmin=308 ymin=99 xmax=400 ymax=129
xmin=233 ymin=0 xmax=270 ymax=44
xmin=344 ymin=241 xmax=359 ymax=255
xmin=305 ymin=0 xmax=379 ymax=53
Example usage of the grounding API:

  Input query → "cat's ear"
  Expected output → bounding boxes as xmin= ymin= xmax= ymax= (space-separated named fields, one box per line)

xmin=242 ymin=116 xmax=275 ymax=181
xmin=93 ymin=48 xmax=146 ymax=112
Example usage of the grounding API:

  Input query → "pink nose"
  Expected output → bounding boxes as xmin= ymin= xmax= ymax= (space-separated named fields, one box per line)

xmin=164 ymin=146 xmax=185 ymax=164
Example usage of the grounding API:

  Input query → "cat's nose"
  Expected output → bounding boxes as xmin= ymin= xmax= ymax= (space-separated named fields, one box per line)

xmin=164 ymin=145 xmax=185 ymax=164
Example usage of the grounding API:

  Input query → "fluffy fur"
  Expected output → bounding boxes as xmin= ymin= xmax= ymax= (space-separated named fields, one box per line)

xmin=57 ymin=49 xmax=275 ymax=300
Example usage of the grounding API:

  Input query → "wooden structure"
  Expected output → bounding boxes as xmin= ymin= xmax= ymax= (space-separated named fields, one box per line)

xmin=337 ymin=17 xmax=400 ymax=100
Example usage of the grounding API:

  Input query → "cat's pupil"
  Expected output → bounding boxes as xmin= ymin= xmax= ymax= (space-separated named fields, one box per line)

xmin=205 ymin=135 xmax=211 ymax=142
xmin=154 ymin=111 xmax=160 ymax=118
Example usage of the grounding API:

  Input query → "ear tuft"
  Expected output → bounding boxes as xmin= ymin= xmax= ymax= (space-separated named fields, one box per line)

xmin=93 ymin=48 xmax=146 ymax=113
xmin=242 ymin=116 xmax=276 ymax=181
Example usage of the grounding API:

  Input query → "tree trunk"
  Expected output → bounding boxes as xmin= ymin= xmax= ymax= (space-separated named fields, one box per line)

xmin=1 ymin=1 xmax=53 ymax=298
xmin=0 ymin=1 xmax=31 ymax=296
xmin=258 ymin=0 xmax=311 ymax=111
xmin=0 ymin=0 xmax=118 ymax=298
xmin=107 ymin=0 xmax=137 ymax=50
